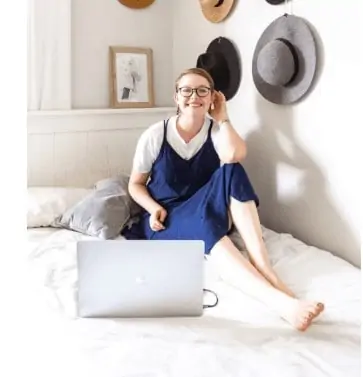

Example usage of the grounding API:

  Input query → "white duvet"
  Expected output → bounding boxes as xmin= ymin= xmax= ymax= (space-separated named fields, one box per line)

xmin=25 ymin=227 xmax=361 ymax=377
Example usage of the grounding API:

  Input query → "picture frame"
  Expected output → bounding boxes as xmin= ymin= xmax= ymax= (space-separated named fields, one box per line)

xmin=109 ymin=46 xmax=154 ymax=108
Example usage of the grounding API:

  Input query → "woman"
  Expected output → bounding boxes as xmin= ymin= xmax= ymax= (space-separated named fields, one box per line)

xmin=122 ymin=68 xmax=324 ymax=331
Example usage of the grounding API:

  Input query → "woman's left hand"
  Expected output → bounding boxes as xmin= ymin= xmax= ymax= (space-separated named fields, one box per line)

xmin=210 ymin=91 xmax=228 ymax=123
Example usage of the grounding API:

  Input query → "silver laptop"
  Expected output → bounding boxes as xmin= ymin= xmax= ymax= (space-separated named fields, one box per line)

xmin=76 ymin=240 xmax=205 ymax=318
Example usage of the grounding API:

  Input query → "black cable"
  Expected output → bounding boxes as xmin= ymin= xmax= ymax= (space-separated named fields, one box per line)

xmin=203 ymin=288 xmax=219 ymax=309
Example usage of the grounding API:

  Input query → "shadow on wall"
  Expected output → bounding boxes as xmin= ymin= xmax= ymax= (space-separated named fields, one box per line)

xmin=244 ymin=95 xmax=359 ymax=267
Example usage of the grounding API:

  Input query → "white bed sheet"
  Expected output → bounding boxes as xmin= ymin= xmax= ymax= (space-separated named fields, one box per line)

xmin=25 ymin=227 xmax=361 ymax=377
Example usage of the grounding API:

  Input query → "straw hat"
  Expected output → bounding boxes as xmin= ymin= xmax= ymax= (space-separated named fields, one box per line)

xmin=199 ymin=0 xmax=235 ymax=23
xmin=196 ymin=37 xmax=241 ymax=101
xmin=118 ymin=0 xmax=155 ymax=9
xmin=252 ymin=14 xmax=317 ymax=104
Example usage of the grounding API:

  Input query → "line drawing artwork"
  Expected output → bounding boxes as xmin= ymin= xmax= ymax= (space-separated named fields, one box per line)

xmin=116 ymin=53 xmax=148 ymax=102
xmin=109 ymin=46 xmax=154 ymax=108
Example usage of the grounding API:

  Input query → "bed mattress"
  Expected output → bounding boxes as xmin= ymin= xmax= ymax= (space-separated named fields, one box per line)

xmin=25 ymin=226 xmax=361 ymax=377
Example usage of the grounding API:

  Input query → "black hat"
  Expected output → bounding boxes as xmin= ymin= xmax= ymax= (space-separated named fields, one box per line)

xmin=196 ymin=37 xmax=241 ymax=101
xmin=265 ymin=0 xmax=285 ymax=4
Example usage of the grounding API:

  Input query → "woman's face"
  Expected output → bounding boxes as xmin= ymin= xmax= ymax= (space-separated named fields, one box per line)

xmin=175 ymin=74 xmax=213 ymax=117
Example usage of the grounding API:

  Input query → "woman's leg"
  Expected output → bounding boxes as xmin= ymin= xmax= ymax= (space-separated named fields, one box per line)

xmin=210 ymin=236 xmax=324 ymax=331
xmin=229 ymin=197 xmax=296 ymax=298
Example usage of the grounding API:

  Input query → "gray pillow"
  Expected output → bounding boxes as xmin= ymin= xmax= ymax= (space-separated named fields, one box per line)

xmin=53 ymin=174 xmax=137 ymax=239
xmin=94 ymin=174 xmax=142 ymax=218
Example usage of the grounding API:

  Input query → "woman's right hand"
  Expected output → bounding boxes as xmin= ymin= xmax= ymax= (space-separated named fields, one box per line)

xmin=149 ymin=207 xmax=168 ymax=231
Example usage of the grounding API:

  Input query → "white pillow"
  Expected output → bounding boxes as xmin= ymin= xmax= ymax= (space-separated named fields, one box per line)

xmin=27 ymin=187 xmax=94 ymax=228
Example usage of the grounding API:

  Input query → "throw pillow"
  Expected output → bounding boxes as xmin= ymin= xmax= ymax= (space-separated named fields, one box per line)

xmin=53 ymin=175 xmax=134 ymax=239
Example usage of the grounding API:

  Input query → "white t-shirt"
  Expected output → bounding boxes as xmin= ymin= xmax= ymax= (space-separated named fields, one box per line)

xmin=132 ymin=115 xmax=221 ymax=173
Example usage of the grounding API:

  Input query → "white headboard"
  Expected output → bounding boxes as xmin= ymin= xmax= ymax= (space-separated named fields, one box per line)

xmin=27 ymin=108 xmax=175 ymax=188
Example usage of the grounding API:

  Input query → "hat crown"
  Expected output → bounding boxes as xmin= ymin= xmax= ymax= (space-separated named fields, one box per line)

xmin=197 ymin=52 xmax=229 ymax=91
xmin=196 ymin=36 xmax=241 ymax=101
xmin=197 ymin=51 xmax=226 ymax=69
xmin=257 ymin=39 xmax=296 ymax=87
xmin=252 ymin=14 xmax=317 ymax=104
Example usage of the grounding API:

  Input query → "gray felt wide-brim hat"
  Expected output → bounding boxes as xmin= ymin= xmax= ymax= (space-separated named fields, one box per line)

xmin=252 ymin=14 xmax=317 ymax=104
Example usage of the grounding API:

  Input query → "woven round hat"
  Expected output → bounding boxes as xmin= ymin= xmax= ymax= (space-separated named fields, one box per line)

xmin=118 ymin=0 xmax=155 ymax=9
xmin=252 ymin=14 xmax=317 ymax=104
xmin=199 ymin=0 xmax=235 ymax=23
xmin=196 ymin=37 xmax=241 ymax=101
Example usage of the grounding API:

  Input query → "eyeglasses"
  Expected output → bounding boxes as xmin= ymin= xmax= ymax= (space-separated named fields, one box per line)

xmin=177 ymin=86 xmax=211 ymax=98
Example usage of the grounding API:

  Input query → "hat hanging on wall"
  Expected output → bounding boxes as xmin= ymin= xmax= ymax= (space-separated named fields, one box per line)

xmin=265 ymin=0 xmax=285 ymax=5
xmin=199 ymin=0 xmax=235 ymax=23
xmin=196 ymin=37 xmax=241 ymax=101
xmin=252 ymin=14 xmax=317 ymax=105
xmin=118 ymin=0 xmax=155 ymax=9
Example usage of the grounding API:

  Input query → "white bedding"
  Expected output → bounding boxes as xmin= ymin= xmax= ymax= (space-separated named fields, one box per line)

xmin=25 ymin=227 xmax=361 ymax=377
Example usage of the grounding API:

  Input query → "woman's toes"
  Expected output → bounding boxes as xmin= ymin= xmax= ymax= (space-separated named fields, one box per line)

xmin=308 ymin=302 xmax=324 ymax=316
xmin=317 ymin=302 xmax=325 ymax=312
xmin=280 ymin=299 xmax=325 ymax=332
xmin=298 ymin=317 xmax=311 ymax=331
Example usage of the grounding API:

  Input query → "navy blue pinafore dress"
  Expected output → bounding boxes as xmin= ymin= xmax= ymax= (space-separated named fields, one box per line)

xmin=122 ymin=118 xmax=259 ymax=254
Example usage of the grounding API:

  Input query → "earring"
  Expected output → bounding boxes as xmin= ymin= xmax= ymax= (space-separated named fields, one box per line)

xmin=176 ymin=105 xmax=180 ymax=115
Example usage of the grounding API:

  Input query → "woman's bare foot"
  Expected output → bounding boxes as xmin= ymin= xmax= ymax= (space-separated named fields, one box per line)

xmin=210 ymin=236 xmax=324 ymax=332
xmin=280 ymin=300 xmax=325 ymax=331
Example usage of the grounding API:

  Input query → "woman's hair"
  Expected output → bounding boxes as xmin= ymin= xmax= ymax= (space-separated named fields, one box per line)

xmin=175 ymin=68 xmax=215 ymax=92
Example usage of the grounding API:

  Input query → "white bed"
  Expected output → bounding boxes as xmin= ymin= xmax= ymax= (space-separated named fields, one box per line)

xmin=26 ymin=111 xmax=360 ymax=376
xmin=25 ymin=225 xmax=360 ymax=377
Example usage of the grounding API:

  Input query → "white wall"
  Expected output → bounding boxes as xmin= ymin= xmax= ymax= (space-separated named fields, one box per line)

xmin=60 ymin=0 xmax=361 ymax=266
xmin=172 ymin=0 xmax=224 ymax=84
xmin=27 ymin=108 xmax=175 ymax=187
xmin=72 ymin=0 xmax=173 ymax=108
xmin=173 ymin=0 xmax=361 ymax=267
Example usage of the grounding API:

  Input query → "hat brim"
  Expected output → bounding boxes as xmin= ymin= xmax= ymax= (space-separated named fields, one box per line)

xmin=118 ymin=0 xmax=155 ymax=9
xmin=265 ymin=0 xmax=285 ymax=5
xmin=205 ymin=37 xmax=241 ymax=101
xmin=252 ymin=15 xmax=317 ymax=104
xmin=200 ymin=0 xmax=235 ymax=23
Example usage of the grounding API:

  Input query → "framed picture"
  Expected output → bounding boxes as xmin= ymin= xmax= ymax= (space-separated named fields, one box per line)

xmin=109 ymin=46 xmax=154 ymax=108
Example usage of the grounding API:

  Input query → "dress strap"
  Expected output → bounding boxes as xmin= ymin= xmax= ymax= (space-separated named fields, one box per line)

xmin=207 ymin=118 xmax=214 ymax=139
xmin=162 ymin=118 xmax=169 ymax=144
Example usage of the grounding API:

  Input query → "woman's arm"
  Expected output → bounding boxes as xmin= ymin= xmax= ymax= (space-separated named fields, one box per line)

xmin=210 ymin=91 xmax=247 ymax=163
xmin=128 ymin=121 xmax=164 ymax=214
xmin=216 ymin=120 xmax=247 ymax=163
xmin=129 ymin=170 xmax=167 ymax=231
xmin=128 ymin=171 xmax=162 ymax=215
